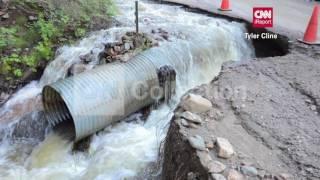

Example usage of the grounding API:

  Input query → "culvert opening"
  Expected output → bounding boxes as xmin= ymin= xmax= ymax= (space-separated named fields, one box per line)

xmin=42 ymin=86 xmax=76 ymax=140
xmin=245 ymin=25 xmax=290 ymax=57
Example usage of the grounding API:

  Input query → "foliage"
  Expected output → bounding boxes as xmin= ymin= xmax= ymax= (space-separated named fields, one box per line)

xmin=36 ymin=15 xmax=60 ymax=42
xmin=75 ymin=28 xmax=86 ymax=38
xmin=47 ymin=0 xmax=117 ymax=21
xmin=0 ymin=0 xmax=117 ymax=78
xmin=0 ymin=27 xmax=27 ymax=51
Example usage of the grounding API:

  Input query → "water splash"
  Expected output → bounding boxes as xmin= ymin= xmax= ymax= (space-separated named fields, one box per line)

xmin=0 ymin=0 xmax=254 ymax=179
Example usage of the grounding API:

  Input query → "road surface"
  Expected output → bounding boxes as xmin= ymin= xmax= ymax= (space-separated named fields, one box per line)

xmin=164 ymin=0 xmax=320 ymax=41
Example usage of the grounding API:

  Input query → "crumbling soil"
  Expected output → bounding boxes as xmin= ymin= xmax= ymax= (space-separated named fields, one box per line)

xmin=159 ymin=1 xmax=320 ymax=179
xmin=162 ymin=43 xmax=320 ymax=179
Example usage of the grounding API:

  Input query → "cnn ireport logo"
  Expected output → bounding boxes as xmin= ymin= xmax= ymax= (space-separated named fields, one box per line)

xmin=253 ymin=7 xmax=273 ymax=28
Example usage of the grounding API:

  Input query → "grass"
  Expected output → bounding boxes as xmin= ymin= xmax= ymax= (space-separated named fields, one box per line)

xmin=0 ymin=0 xmax=117 ymax=79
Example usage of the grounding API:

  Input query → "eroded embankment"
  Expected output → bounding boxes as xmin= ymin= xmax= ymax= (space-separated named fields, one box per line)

xmin=161 ymin=2 xmax=320 ymax=180
xmin=162 ymin=52 xmax=320 ymax=179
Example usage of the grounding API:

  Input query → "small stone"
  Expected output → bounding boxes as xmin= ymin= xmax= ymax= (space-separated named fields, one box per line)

xmin=129 ymin=42 xmax=134 ymax=49
xmin=120 ymin=53 xmax=131 ymax=62
xmin=121 ymin=35 xmax=130 ymax=42
xmin=114 ymin=46 xmax=121 ymax=52
xmin=188 ymin=135 xmax=206 ymax=151
xmin=28 ymin=15 xmax=38 ymax=21
xmin=162 ymin=34 xmax=169 ymax=40
xmin=0 ymin=92 xmax=9 ymax=100
xmin=9 ymin=6 xmax=16 ymax=10
xmin=187 ymin=172 xmax=197 ymax=180
xmin=216 ymin=137 xmax=234 ymax=159
xmin=240 ymin=166 xmax=258 ymax=176
xmin=181 ymin=94 xmax=212 ymax=113
xmin=227 ymin=170 xmax=244 ymax=180
xmin=305 ymin=99 xmax=312 ymax=104
xmin=69 ymin=64 xmax=88 ymax=75
xmin=310 ymin=105 xmax=317 ymax=111
xmin=215 ymin=110 xmax=224 ymax=121
xmin=2 ymin=13 xmax=9 ymax=19
xmin=181 ymin=111 xmax=202 ymax=124
xmin=59 ymin=38 xmax=68 ymax=42
xmin=113 ymin=55 xmax=122 ymax=60
xmin=174 ymin=111 xmax=181 ymax=118
xmin=189 ymin=123 xmax=199 ymax=129
xmin=106 ymin=48 xmax=116 ymax=56
xmin=206 ymin=140 xmax=214 ymax=149
xmin=279 ymin=173 xmax=294 ymax=180
xmin=124 ymin=43 xmax=131 ymax=50
xmin=211 ymin=174 xmax=226 ymax=180
xmin=208 ymin=161 xmax=226 ymax=173
xmin=197 ymin=150 xmax=212 ymax=167
xmin=181 ymin=119 xmax=189 ymax=127
xmin=79 ymin=53 xmax=94 ymax=63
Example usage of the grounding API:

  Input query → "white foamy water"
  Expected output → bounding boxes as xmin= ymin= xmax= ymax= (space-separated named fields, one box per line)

xmin=0 ymin=0 xmax=254 ymax=179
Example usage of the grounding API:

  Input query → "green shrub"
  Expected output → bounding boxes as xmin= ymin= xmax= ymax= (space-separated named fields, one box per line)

xmin=1 ymin=0 xmax=117 ymax=79
xmin=13 ymin=69 xmax=23 ymax=77
xmin=36 ymin=15 xmax=61 ymax=42
xmin=0 ymin=27 xmax=27 ymax=51
xmin=75 ymin=28 xmax=86 ymax=38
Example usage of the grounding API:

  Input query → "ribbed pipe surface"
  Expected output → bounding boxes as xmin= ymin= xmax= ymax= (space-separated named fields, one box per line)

xmin=42 ymin=37 xmax=222 ymax=141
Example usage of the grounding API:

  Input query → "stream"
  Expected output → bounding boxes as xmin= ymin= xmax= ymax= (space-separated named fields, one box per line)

xmin=0 ymin=0 xmax=254 ymax=179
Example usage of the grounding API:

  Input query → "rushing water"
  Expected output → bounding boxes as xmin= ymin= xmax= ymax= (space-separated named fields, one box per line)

xmin=0 ymin=0 xmax=254 ymax=179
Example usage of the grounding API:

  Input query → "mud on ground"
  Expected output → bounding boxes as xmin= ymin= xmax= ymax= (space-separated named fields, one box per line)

xmin=162 ymin=40 xmax=320 ymax=180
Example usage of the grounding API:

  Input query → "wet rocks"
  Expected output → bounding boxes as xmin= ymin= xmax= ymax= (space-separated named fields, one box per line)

xmin=79 ymin=51 xmax=95 ymax=64
xmin=216 ymin=137 xmax=234 ymax=159
xmin=151 ymin=28 xmax=170 ymax=41
xmin=1 ymin=12 xmax=9 ymax=19
xmin=11 ymin=111 xmax=48 ymax=141
xmin=181 ymin=93 xmax=212 ymax=113
xmin=181 ymin=111 xmax=202 ymax=124
xmin=69 ymin=64 xmax=88 ymax=75
xmin=188 ymin=135 xmax=206 ymax=151
xmin=28 ymin=15 xmax=38 ymax=21
xmin=99 ymin=32 xmax=157 ymax=64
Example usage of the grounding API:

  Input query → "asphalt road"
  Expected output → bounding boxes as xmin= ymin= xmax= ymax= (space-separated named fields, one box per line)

xmin=164 ymin=0 xmax=320 ymax=41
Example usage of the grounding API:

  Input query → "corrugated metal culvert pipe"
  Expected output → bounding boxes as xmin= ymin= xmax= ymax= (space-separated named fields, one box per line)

xmin=42 ymin=31 xmax=234 ymax=141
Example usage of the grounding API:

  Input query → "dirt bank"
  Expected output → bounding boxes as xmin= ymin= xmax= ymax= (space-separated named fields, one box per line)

xmin=162 ymin=41 xmax=320 ymax=179
xmin=161 ymin=1 xmax=320 ymax=179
